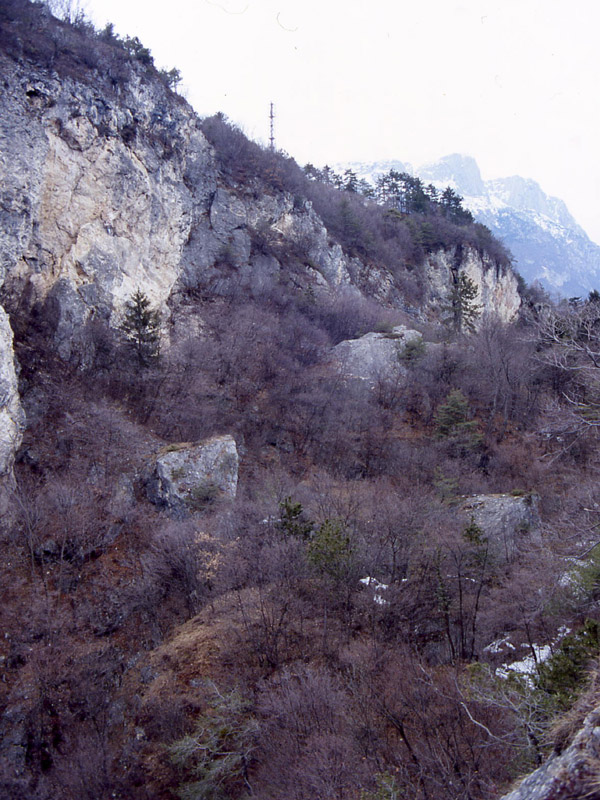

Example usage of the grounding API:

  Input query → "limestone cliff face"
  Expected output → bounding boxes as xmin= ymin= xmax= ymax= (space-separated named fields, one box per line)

xmin=0 ymin=53 xmax=380 ymax=348
xmin=0 ymin=49 xmax=521 ymax=343
xmin=0 ymin=53 xmax=217 ymax=357
xmin=425 ymin=246 xmax=521 ymax=325
xmin=0 ymin=307 xmax=24 ymax=481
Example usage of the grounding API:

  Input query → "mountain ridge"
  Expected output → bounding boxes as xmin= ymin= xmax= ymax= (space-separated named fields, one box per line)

xmin=341 ymin=153 xmax=600 ymax=297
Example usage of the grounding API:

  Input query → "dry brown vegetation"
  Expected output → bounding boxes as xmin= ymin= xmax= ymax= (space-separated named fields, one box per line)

xmin=2 ymin=3 xmax=600 ymax=798
xmin=4 ymin=282 xmax=600 ymax=800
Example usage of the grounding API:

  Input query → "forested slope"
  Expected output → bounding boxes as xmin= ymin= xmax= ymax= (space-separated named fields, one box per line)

xmin=1 ymin=3 xmax=600 ymax=800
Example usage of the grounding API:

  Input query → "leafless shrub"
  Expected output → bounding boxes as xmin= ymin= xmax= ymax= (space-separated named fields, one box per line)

xmin=141 ymin=521 xmax=221 ymax=619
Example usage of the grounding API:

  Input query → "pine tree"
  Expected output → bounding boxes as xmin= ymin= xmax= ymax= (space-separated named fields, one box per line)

xmin=434 ymin=389 xmax=482 ymax=455
xmin=120 ymin=289 xmax=161 ymax=366
xmin=442 ymin=272 xmax=482 ymax=334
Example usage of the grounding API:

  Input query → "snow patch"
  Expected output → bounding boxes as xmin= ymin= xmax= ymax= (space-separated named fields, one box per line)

xmin=360 ymin=576 xmax=389 ymax=606
xmin=495 ymin=627 xmax=571 ymax=686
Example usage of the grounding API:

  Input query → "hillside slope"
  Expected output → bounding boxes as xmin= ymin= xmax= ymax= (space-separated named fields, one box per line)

xmin=4 ymin=4 xmax=600 ymax=800
xmin=0 ymin=3 xmax=521 ymax=494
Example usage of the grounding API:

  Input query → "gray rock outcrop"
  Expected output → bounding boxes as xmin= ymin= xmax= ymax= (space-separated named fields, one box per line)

xmin=333 ymin=325 xmax=423 ymax=382
xmin=461 ymin=493 xmax=541 ymax=562
xmin=426 ymin=246 xmax=521 ymax=326
xmin=146 ymin=436 xmax=238 ymax=512
xmin=0 ymin=46 xmax=522 ymax=344
xmin=500 ymin=707 xmax=600 ymax=799
xmin=0 ymin=307 xmax=24 ymax=492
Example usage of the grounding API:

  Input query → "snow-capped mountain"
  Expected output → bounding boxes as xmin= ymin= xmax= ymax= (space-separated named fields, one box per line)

xmin=342 ymin=154 xmax=600 ymax=298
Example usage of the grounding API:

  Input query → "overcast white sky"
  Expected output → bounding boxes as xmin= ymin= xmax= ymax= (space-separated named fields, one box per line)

xmin=82 ymin=0 xmax=600 ymax=242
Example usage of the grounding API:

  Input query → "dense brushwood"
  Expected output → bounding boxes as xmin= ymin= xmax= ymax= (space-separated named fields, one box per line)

xmin=2 ymin=3 xmax=600 ymax=800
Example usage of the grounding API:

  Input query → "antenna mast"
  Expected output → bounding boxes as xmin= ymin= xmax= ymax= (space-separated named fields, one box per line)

xmin=269 ymin=102 xmax=275 ymax=151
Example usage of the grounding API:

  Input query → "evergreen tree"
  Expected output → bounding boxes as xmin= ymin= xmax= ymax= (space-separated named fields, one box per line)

xmin=442 ymin=272 xmax=482 ymax=334
xmin=308 ymin=519 xmax=354 ymax=583
xmin=343 ymin=168 xmax=359 ymax=193
xmin=276 ymin=497 xmax=313 ymax=540
xmin=434 ymin=389 xmax=482 ymax=455
xmin=121 ymin=289 xmax=161 ymax=366
xmin=440 ymin=186 xmax=474 ymax=223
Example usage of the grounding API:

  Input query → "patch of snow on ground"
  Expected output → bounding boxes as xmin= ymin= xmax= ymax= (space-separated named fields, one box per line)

xmin=359 ymin=577 xmax=389 ymax=606
xmin=495 ymin=627 xmax=571 ymax=686
xmin=483 ymin=636 xmax=516 ymax=655
xmin=496 ymin=645 xmax=552 ymax=686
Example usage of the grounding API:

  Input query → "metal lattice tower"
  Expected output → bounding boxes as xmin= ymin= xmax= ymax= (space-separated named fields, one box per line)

xmin=269 ymin=103 xmax=275 ymax=151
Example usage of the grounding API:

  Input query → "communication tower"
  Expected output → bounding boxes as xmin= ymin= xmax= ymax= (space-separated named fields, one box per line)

xmin=269 ymin=103 xmax=275 ymax=151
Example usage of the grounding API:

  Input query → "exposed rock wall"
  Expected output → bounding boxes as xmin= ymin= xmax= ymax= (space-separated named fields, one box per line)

xmin=0 ymin=51 xmax=521 ymax=343
xmin=500 ymin=707 xmax=600 ymax=800
xmin=0 ymin=307 xmax=24 ymax=480
xmin=0 ymin=51 xmax=383 ymax=345
xmin=426 ymin=246 xmax=521 ymax=325
xmin=461 ymin=493 xmax=541 ymax=563
xmin=0 ymin=55 xmax=217 ymax=357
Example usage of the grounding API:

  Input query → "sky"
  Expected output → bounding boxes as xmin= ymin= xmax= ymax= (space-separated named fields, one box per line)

xmin=81 ymin=0 xmax=600 ymax=242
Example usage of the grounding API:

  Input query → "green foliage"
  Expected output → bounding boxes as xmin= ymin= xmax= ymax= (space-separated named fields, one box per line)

xmin=120 ymin=289 xmax=161 ymax=366
xmin=440 ymin=186 xmax=474 ymax=224
xmin=536 ymin=619 xmax=600 ymax=709
xmin=433 ymin=469 xmax=459 ymax=503
xmin=398 ymin=336 xmax=426 ymax=365
xmin=276 ymin=497 xmax=313 ymax=540
xmin=159 ymin=67 xmax=182 ymax=90
xmin=170 ymin=684 xmax=258 ymax=800
xmin=434 ymin=390 xmax=482 ymax=455
xmin=462 ymin=516 xmax=486 ymax=546
xmin=360 ymin=772 xmax=401 ymax=800
xmin=307 ymin=518 xmax=353 ymax=582
xmin=435 ymin=389 xmax=471 ymax=436
xmin=122 ymin=34 xmax=153 ymax=65
xmin=571 ymin=545 xmax=600 ymax=603
xmin=442 ymin=272 xmax=482 ymax=334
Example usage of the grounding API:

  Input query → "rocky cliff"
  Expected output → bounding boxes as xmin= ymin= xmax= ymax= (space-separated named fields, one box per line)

xmin=0 ymin=1 xmax=521 ymax=492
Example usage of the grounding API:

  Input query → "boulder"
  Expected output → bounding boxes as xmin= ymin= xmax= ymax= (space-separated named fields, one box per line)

xmin=332 ymin=325 xmax=423 ymax=382
xmin=461 ymin=493 xmax=541 ymax=562
xmin=146 ymin=435 xmax=238 ymax=512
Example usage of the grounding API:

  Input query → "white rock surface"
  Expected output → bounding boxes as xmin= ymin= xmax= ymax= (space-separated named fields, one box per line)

xmin=0 ymin=306 xmax=24 ymax=479
xmin=333 ymin=325 xmax=423 ymax=382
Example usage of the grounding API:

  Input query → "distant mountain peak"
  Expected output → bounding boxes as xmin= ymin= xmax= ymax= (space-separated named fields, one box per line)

xmin=340 ymin=154 xmax=600 ymax=297
xmin=419 ymin=154 xmax=485 ymax=197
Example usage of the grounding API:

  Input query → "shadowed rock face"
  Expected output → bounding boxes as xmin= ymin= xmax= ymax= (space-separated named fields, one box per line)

xmin=461 ymin=493 xmax=541 ymax=563
xmin=145 ymin=436 xmax=238 ymax=513
xmin=500 ymin=708 xmax=600 ymax=800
